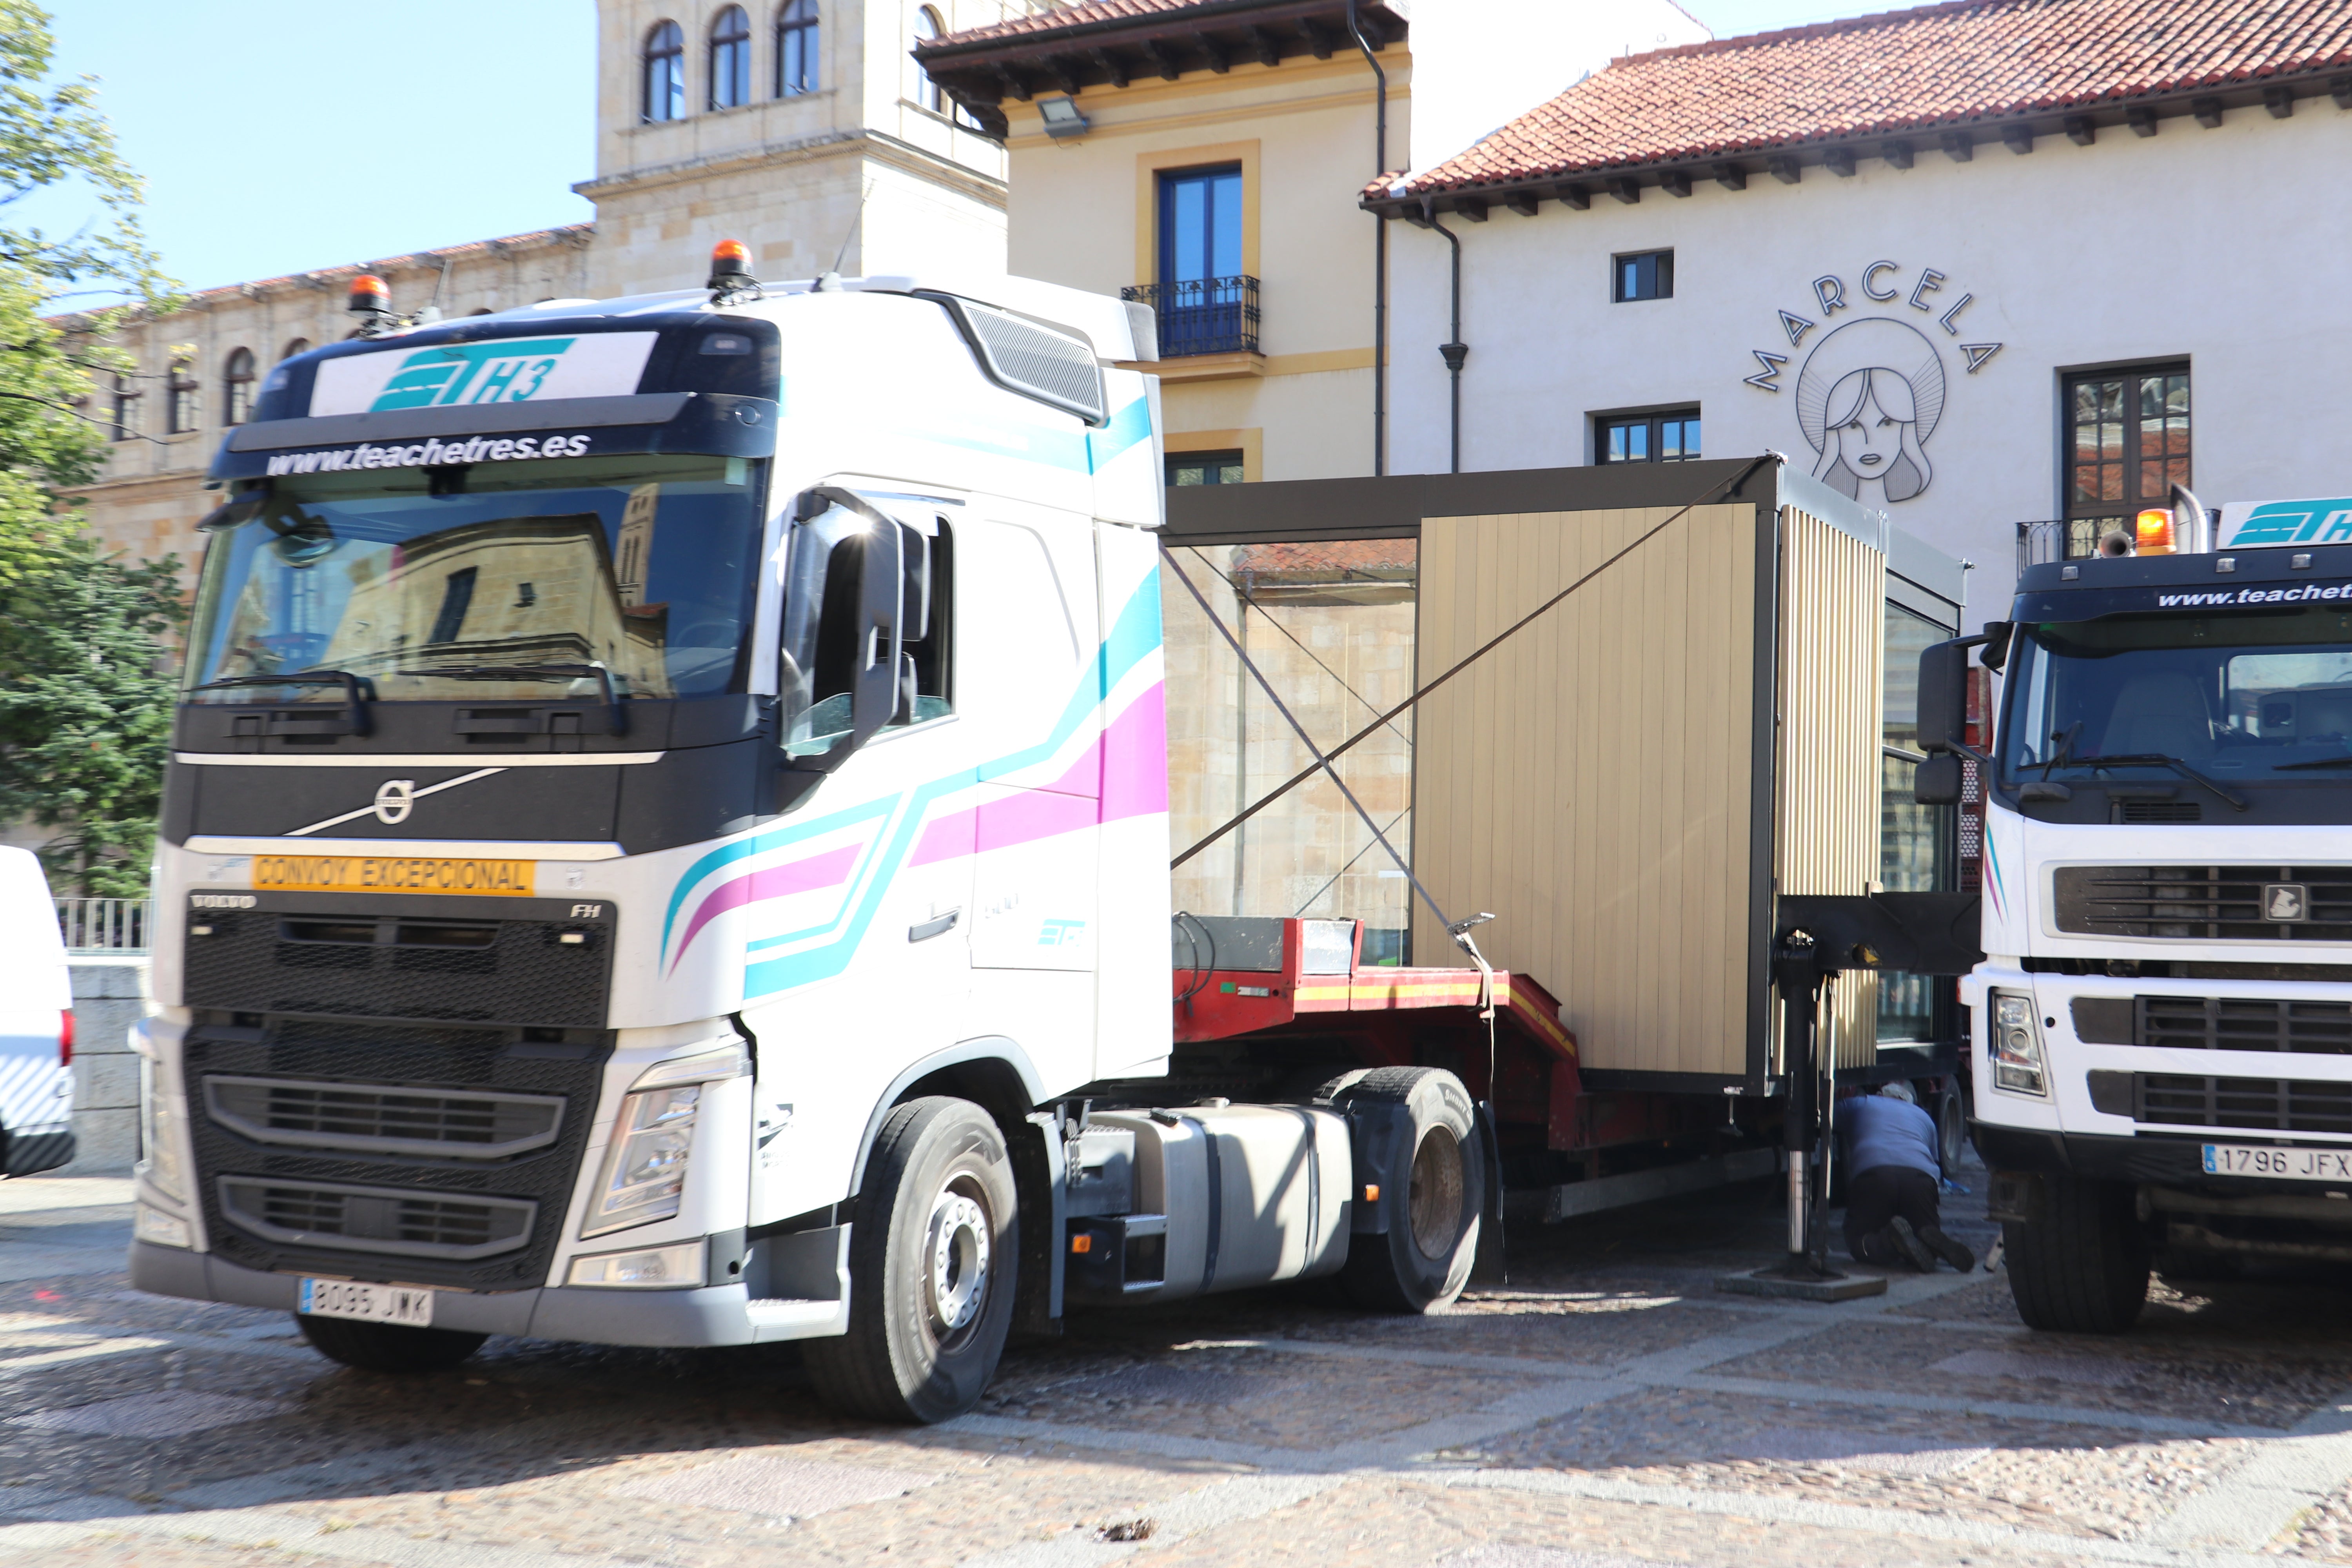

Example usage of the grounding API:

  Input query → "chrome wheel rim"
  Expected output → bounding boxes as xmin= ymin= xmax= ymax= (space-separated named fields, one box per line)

xmin=1407 ymin=1125 xmax=1466 ymax=1261
xmin=925 ymin=1183 xmax=991 ymax=1341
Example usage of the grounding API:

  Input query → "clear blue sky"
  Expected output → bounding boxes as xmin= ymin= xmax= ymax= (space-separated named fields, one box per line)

xmin=33 ymin=0 xmax=1867 ymax=297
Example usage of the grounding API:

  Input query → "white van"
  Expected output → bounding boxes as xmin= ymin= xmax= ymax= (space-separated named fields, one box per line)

xmin=0 ymin=848 xmax=73 ymax=1177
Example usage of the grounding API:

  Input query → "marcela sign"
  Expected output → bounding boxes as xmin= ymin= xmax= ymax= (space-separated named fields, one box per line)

xmin=1743 ymin=262 xmax=2004 ymax=507
xmin=309 ymin=332 xmax=659 ymax=417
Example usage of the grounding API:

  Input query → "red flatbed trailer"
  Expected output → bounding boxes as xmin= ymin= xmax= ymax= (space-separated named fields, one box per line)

xmin=1172 ymin=917 xmax=1776 ymax=1216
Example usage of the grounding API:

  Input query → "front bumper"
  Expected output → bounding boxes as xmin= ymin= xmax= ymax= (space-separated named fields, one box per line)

xmin=1974 ymin=1123 xmax=2352 ymax=1195
xmin=129 ymin=1239 xmax=846 ymax=1347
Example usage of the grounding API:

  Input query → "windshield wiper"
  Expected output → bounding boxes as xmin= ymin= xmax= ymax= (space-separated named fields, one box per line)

xmin=187 ymin=671 xmax=374 ymax=736
xmin=399 ymin=662 xmax=627 ymax=735
xmin=2274 ymin=754 xmax=2352 ymax=771
xmin=2049 ymin=752 xmax=2250 ymax=812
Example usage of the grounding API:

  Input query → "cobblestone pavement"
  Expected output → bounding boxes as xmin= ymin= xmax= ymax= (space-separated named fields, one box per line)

xmin=7 ymin=1160 xmax=2352 ymax=1568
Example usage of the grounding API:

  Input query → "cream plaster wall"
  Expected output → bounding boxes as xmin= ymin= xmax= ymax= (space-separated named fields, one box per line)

xmin=998 ymin=51 xmax=1408 ymax=482
xmin=1386 ymin=102 xmax=2352 ymax=626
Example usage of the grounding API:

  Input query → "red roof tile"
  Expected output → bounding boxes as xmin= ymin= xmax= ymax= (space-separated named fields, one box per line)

xmin=927 ymin=0 xmax=1219 ymax=49
xmin=1382 ymin=0 xmax=2352 ymax=199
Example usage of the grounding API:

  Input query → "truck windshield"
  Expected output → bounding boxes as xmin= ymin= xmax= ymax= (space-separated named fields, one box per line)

xmin=2000 ymin=605 xmax=2352 ymax=782
xmin=185 ymin=454 xmax=764 ymax=702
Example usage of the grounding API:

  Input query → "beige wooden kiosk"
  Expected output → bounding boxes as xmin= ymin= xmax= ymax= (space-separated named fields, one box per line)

xmin=1163 ymin=458 xmax=1967 ymax=1096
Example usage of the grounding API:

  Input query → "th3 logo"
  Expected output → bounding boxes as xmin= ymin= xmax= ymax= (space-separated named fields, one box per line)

xmin=369 ymin=338 xmax=577 ymax=412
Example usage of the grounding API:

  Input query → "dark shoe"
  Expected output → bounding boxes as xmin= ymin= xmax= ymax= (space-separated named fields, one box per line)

xmin=1886 ymin=1216 xmax=1938 ymax=1272
xmin=1920 ymin=1225 xmax=1976 ymax=1272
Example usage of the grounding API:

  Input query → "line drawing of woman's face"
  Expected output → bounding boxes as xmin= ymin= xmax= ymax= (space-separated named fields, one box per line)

xmin=1813 ymin=365 xmax=1933 ymax=503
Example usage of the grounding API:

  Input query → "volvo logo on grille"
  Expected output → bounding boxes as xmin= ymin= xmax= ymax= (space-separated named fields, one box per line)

xmin=372 ymin=779 xmax=417 ymax=825
xmin=2266 ymin=882 xmax=2310 ymax=922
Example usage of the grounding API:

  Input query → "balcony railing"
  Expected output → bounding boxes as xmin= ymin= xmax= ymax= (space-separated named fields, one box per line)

xmin=2018 ymin=518 xmax=2131 ymax=572
xmin=57 ymin=897 xmax=151 ymax=955
xmin=1121 ymin=276 xmax=1259 ymax=359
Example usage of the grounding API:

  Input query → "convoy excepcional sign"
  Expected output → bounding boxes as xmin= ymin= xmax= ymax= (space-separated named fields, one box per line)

xmin=308 ymin=332 xmax=660 ymax=417
xmin=250 ymin=855 xmax=538 ymax=896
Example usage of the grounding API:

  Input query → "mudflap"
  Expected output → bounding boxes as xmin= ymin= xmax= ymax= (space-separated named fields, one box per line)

xmin=1470 ymin=1099 xmax=1507 ymax=1287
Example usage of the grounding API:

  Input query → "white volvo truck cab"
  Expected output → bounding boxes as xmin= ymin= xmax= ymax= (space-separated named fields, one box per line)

xmin=1921 ymin=488 xmax=2352 ymax=1330
xmin=127 ymin=250 xmax=1488 ymax=1421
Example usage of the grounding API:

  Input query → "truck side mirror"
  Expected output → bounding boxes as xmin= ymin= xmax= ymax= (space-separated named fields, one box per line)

xmin=1916 ymin=639 xmax=1972 ymax=754
xmin=1914 ymin=753 xmax=1964 ymax=805
xmin=846 ymin=518 xmax=904 ymax=755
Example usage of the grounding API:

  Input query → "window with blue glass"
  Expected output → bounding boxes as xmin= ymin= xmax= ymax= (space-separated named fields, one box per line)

xmin=1153 ymin=165 xmax=1252 ymax=356
xmin=1597 ymin=409 xmax=1700 ymax=464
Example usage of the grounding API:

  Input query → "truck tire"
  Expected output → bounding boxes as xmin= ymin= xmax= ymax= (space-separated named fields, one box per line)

xmin=2005 ymin=1174 xmax=2149 ymax=1334
xmin=1335 ymin=1067 xmax=1483 ymax=1313
xmin=1933 ymin=1079 xmax=1967 ymax=1173
xmin=805 ymin=1096 xmax=1018 ymax=1424
xmin=293 ymin=1315 xmax=487 ymax=1374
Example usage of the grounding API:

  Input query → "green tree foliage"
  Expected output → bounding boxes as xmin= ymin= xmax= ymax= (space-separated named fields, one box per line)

xmin=0 ymin=4 xmax=185 ymax=895
xmin=0 ymin=543 xmax=182 ymax=895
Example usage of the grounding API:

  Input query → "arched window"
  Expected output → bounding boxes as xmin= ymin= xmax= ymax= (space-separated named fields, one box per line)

xmin=166 ymin=359 xmax=198 ymax=434
xmin=643 ymin=20 xmax=686 ymax=122
xmin=708 ymin=6 xmax=750 ymax=109
xmin=222 ymin=347 xmax=255 ymax=426
xmin=912 ymin=6 xmax=943 ymax=114
xmin=775 ymin=0 xmax=817 ymax=97
xmin=281 ymin=338 xmax=310 ymax=359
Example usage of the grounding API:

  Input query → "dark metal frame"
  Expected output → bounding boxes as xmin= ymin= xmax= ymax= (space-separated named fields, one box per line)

xmin=1593 ymin=407 xmax=1700 ymax=465
xmin=2062 ymin=358 xmax=2191 ymax=528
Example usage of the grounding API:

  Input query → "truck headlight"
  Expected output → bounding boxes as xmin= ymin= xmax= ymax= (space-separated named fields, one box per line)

xmin=1990 ymin=991 xmax=2049 ymax=1098
xmin=579 ymin=1042 xmax=748 ymax=1240
xmin=583 ymin=1084 xmax=702 ymax=1237
xmin=137 ymin=1058 xmax=185 ymax=1201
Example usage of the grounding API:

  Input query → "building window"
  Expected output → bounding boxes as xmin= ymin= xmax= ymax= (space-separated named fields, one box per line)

xmin=1879 ymin=600 xmax=1957 ymax=1041
xmin=708 ymin=6 xmax=750 ymax=109
xmin=912 ymin=6 xmax=944 ymax=113
xmin=2065 ymin=364 xmax=2189 ymax=540
xmin=1140 ymin=163 xmax=1256 ymax=357
xmin=222 ymin=347 xmax=256 ymax=426
xmin=1612 ymin=249 xmax=1673 ymax=302
xmin=1167 ymin=449 xmax=1244 ymax=486
xmin=108 ymin=375 xmax=138 ymax=442
xmin=281 ymin=338 xmax=310 ymax=360
xmin=776 ymin=0 xmax=817 ymax=95
xmin=165 ymin=360 xmax=198 ymax=434
xmin=643 ymin=20 xmax=686 ymax=122
xmin=1596 ymin=409 xmax=1700 ymax=464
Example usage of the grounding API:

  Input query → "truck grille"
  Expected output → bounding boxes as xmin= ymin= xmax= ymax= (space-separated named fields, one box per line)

xmin=2142 ymin=997 xmax=2352 ymax=1055
xmin=2134 ymin=1073 xmax=2352 ymax=1136
xmin=2053 ymin=866 xmax=2352 ymax=942
xmin=184 ymin=1018 xmax=609 ymax=1291
xmin=185 ymin=908 xmax=612 ymax=1027
xmin=203 ymin=1076 xmax=564 ymax=1160
xmin=218 ymin=1177 xmax=535 ymax=1261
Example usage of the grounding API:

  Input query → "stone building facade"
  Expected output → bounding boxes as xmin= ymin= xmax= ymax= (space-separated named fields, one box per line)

xmin=64 ymin=0 xmax=1053 ymax=579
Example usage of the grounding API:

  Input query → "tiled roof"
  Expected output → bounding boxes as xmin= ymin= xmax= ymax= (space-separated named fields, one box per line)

xmin=1381 ymin=0 xmax=2352 ymax=200
xmin=924 ymin=0 xmax=1216 ymax=48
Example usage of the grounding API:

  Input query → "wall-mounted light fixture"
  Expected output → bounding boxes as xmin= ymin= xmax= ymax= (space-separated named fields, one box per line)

xmin=1039 ymin=95 xmax=1089 ymax=141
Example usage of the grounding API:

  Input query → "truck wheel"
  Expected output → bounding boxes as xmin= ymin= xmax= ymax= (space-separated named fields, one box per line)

xmin=1336 ymin=1067 xmax=1483 ymax=1313
xmin=1933 ymin=1079 xmax=1967 ymax=1172
xmin=805 ymin=1096 xmax=1018 ymax=1424
xmin=294 ymin=1315 xmax=486 ymax=1374
xmin=2005 ymin=1174 xmax=2149 ymax=1334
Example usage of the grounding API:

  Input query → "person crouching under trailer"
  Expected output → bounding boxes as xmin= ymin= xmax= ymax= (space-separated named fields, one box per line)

xmin=1838 ymin=1082 xmax=1975 ymax=1272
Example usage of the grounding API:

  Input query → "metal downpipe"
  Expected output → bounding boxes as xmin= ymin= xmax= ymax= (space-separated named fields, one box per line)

xmin=1347 ymin=0 xmax=1387 ymax=475
xmin=1423 ymin=198 xmax=1467 ymax=474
